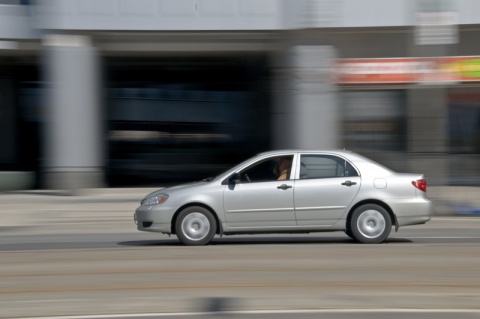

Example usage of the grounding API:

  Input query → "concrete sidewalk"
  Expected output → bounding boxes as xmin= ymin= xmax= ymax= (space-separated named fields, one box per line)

xmin=428 ymin=186 xmax=480 ymax=216
xmin=0 ymin=186 xmax=479 ymax=235
xmin=0 ymin=187 xmax=158 ymax=234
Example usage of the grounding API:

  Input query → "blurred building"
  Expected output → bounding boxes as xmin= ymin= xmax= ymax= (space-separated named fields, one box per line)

xmin=0 ymin=0 xmax=479 ymax=190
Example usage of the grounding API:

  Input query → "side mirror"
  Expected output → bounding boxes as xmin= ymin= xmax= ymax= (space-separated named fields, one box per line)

xmin=229 ymin=173 xmax=241 ymax=184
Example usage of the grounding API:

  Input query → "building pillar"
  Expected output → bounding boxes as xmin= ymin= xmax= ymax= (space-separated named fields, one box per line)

xmin=407 ymin=36 xmax=452 ymax=185
xmin=42 ymin=35 xmax=104 ymax=191
xmin=407 ymin=87 xmax=449 ymax=185
xmin=271 ymin=45 xmax=338 ymax=150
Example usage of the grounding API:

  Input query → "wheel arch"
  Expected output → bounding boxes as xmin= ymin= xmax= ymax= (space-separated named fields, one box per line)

xmin=346 ymin=199 xmax=398 ymax=232
xmin=171 ymin=203 xmax=223 ymax=235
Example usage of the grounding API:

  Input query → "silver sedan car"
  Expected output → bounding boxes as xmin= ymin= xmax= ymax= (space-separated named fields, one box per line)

xmin=134 ymin=150 xmax=432 ymax=245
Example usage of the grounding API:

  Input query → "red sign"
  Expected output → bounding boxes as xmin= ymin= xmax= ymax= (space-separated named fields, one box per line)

xmin=336 ymin=56 xmax=480 ymax=85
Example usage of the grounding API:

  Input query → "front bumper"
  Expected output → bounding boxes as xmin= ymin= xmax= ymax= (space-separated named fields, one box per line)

xmin=134 ymin=205 xmax=175 ymax=233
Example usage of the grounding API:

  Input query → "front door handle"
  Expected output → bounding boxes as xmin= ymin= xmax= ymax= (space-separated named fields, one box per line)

xmin=341 ymin=180 xmax=357 ymax=187
xmin=277 ymin=184 xmax=292 ymax=190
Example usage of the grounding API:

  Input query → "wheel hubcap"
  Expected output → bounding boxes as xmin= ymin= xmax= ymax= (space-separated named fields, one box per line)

xmin=357 ymin=210 xmax=386 ymax=238
xmin=182 ymin=212 xmax=210 ymax=241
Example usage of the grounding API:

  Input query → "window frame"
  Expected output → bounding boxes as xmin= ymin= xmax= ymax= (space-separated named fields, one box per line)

xmin=296 ymin=154 xmax=360 ymax=180
xmin=236 ymin=154 xmax=295 ymax=184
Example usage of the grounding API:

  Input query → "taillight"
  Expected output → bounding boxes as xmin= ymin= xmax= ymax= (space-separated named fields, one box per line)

xmin=412 ymin=179 xmax=427 ymax=192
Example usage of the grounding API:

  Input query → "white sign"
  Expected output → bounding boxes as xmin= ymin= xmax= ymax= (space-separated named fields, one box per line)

xmin=415 ymin=11 xmax=458 ymax=45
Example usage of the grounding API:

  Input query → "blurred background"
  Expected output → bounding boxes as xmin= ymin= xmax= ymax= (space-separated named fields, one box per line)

xmin=0 ymin=0 xmax=479 ymax=191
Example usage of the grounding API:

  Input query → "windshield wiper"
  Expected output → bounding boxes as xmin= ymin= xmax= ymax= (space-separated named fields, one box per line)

xmin=201 ymin=177 xmax=213 ymax=182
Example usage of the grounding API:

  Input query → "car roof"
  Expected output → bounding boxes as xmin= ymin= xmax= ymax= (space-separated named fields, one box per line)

xmin=254 ymin=149 xmax=394 ymax=174
xmin=256 ymin=149 xmax=358 ymax=157
xmin=213 ymin=148 xmax=394 ymax=182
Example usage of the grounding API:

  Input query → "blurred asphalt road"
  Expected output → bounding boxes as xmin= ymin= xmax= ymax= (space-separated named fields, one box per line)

xmin=0 ymin=186 xmax=480 ymax=234
xmin=1 ymin=186 xmax=480 ymax=318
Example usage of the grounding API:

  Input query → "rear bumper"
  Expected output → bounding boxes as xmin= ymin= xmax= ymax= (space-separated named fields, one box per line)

xmin=385 ymin=197 xmax=433 ymax=227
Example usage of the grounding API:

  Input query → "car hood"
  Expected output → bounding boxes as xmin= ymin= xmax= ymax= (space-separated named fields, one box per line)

xmin=144 ymin=181 xmax=206 ymax=199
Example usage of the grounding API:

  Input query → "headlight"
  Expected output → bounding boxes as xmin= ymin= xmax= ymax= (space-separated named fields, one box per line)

xmin=141 ymin=194 xmax=169 ymax=206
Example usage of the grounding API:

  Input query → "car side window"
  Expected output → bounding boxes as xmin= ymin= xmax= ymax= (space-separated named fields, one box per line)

xmin=299 ymin=155 xmax=359 ymax=179
xmin=344 ymin=161 xmax=359 ymax=177
xmin=239 ymin=155 xmax=293 ymax=183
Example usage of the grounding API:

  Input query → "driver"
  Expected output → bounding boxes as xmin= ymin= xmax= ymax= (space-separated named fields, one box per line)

xmin=274 ymin=156 xmax=292 ymax=180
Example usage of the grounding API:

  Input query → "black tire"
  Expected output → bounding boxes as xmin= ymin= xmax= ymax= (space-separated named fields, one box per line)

xmin=175 ymin=206 xmax=217 ymax=246
xmin=344 ymin=228 xmax=355 ymax=240
xmin=350 ymin=204 xmax=392 ymax=244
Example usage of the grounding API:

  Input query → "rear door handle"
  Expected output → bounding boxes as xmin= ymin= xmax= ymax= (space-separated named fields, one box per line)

xmin=341 ymin=180 xmax=357 ymax=187
xmin=277 ymin=184 xmax=292 ymax=190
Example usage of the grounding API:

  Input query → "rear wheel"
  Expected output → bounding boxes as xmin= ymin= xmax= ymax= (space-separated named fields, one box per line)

xmin=350 ymin=204 xmax=392 ymax=244
xmin=175 ymin=206 xmax=217 ymax=246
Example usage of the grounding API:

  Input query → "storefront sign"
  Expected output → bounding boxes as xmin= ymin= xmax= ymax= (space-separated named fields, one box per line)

xmin=441 ymin=57 xmax=480 ymax=81
xmin=336 ymin=57 xmax=480 ymax=85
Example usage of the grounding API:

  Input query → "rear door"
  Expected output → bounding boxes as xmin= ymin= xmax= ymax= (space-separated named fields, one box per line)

xmin=294 ymin=154 xmax=361 ymax=226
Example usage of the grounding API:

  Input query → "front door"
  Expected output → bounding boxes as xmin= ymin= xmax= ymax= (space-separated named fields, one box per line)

xmin=223 ymin=155 xmax=296 ymax=228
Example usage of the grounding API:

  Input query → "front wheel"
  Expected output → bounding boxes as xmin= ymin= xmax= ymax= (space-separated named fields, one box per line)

xmin=350 ymin=204 xmax=392 ymax=244
xmin=175 ymin=206 xmax=217 ymax=246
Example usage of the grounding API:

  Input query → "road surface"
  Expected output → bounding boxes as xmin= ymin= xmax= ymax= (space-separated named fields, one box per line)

xmin=1 ymin=217 xmax=480 ymax=318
